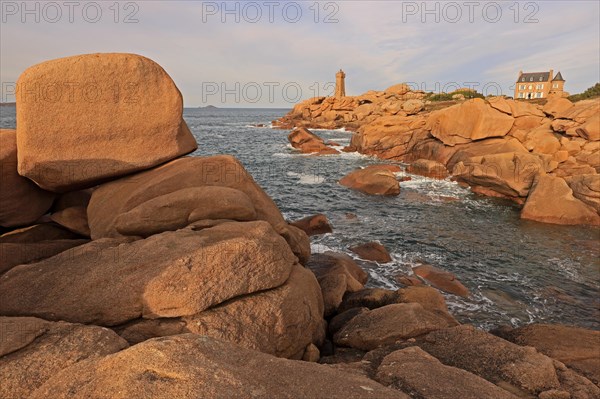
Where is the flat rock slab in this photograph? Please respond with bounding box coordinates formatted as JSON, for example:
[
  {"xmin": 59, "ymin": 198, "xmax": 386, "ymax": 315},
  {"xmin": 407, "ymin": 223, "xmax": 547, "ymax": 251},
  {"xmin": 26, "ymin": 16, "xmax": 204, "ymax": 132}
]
[
  {"xmin": 0, "ymin": 221, "xmax": 295, "ymax": 326},
  {"xmin": 334, "ymin": 303, "xmax": 452, "ymax": 350}
]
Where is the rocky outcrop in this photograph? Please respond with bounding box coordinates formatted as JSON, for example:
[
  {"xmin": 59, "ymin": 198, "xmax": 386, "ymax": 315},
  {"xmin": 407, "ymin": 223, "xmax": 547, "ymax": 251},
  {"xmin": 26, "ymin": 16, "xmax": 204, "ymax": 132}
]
[
  {"xmin": 427, "ymin": 99, "xmax": 514, "ymax": 146},
  {"xmin": 521, "ymin": 175, "xmax": 600, "ymax": 225},
  {"xmin": 290, "ymin": 213, "xmax": 333, "ymax": 236},
  {"xmin": 29, "ymin": 334, "xmax": 408, "ymax": 399},
  {"xmin": 565, "ymin": 174, "xmax": 600, "ymax": 212},
  {"xmin": 339, "ymin": 165, "xmax": 400, "ymax": 196},
  {"xmin": 279, "ymin": 91, "xmax": 600, "ymax": 226},
  {"xmin": 348, "ymin": 241, "xmax": 392, "ymax": 263},
  {"xmin": 16, "ymin": 53, "xmax": 197, "ymax": 192},
  {"xmin": 452, "ymin": 152, "xmax": 545, "ymax": 200},
  {"xmin": 0, "ymin": 316, "xmax": 128, "ymax": 398},
  {"xmin": 288, "ymin": 127, "xmax": 339, "ymax": 155},
  {"xmin": 406, "ymin": 159, "xmax": 449, "ymax": 179},
  {"xmin": 0, "ymin": 129, "xmax": 55, "ymax": 227}
]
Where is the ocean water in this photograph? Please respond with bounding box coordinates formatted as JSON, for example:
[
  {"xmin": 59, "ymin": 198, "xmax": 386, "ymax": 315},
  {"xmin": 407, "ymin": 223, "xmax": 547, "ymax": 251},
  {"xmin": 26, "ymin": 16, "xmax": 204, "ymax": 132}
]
[{"xmin": 2, "ymin": 106, "xmax": 599, "ymax": 330}]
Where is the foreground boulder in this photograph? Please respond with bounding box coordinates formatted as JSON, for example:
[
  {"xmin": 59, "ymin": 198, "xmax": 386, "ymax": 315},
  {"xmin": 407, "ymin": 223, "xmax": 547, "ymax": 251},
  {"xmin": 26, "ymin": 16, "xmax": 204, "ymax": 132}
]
[
  {"xmin": 16, "ymin": 53, "xmax": 197, "ymax": 192},
  {"xmin": 334, "ymin": 303, "xmax": 453, "ymax": 350},
  {"xmin": 521, "ymin": 175, "xmax": 600, "ymax": 225},
  {"xmin": 87, "ymin": 155, "xmax": 309, "ymax": 262},
  {"xmin": 493, "ymin": 324, "xmax": 600, "ymax": 386},
  {"xmin": 0, "ymin": 221, "xmax": 295, "ymax": 326},
  {"xmin": 29, "ymin": 334, "xmax": 408, "ymax": 399},
  {"xmin": 339, "ymin": 165, "xmax": 400, "ymax": 196},
  {"xmin": 375, "ymin": 346, "xmax": 518, "ymax": 399},
  {"xmin": 120, "ymin": 264, "xmax": 326, "ymax": 360},
  {"xmin": 306, "ymin": 252, "xmax": 368, "ymax": 316},
  {"xmin": 564, "ymin": 174, "xmax": 600, "ymax": 213},
  {"xmin": 0, "ymin": 316, "xmax": 128, "ymax": 398},
  {"xmin": 181, "ymin": 264, "xmax": 325, "ymax": 359},
  {"xmin": 0, "ymin": 129, "xmax": 55, "ymax": 227},
  {"xmin": 288, "ymin": 127, "xmax": 339, "ymax": 155}
]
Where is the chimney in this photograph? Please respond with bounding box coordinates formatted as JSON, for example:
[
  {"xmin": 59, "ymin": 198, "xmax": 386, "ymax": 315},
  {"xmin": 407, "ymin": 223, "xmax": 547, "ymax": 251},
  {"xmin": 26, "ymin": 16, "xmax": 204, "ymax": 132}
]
[{"xmin": 549, "ymin": 69, "xmax": 554, "ymax": 82}]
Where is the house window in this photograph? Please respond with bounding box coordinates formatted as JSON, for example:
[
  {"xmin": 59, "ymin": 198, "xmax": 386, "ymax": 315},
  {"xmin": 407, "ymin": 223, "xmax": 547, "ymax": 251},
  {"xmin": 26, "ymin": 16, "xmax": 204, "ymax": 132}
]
[
  {"xmin": 519, "ymin": 84, "xmax": 525, "ymax": 90},
  {"xmin": 519, "ymin": 92, "xmax": 524, "ymax": 98},
  {"xmin": 540, "ymin": 84, "xmax": 544, "ymax": 89},
  {"xmin": 539, "ymin": 77, "xmax": 543, "ymax": 81},
  {"xmin": 536, "ymin": 92, "xmax": 542, "ymax": 98},
  {"xmin": 529, "ymin": 77, "xmax": 533, "ymax": 81},
  {"xmin": 522, "ymin": 78, "xmax": 526, "ymax": 82},
  {"xmin": 553, "ymin": 83, "xmax": 559, "ymax": 88},
  {"xmin": 528, "ymin": 85, "xmax": 532, "ymax": 90}
]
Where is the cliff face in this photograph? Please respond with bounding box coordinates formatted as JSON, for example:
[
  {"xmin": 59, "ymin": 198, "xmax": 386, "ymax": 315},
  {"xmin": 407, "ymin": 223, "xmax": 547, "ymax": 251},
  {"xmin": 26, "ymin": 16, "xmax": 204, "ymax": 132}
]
[{"xmin": 278, "ymin": 88, "xmax": 600, "ymax": 226}]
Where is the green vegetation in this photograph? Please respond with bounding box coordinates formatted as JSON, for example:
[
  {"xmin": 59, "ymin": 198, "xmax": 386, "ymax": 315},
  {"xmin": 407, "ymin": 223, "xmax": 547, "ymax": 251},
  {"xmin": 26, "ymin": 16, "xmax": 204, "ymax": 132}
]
[
  {"xmin": 426, "ymin": 90, "xmax": 484, "ymax": 102},
  {"xmin": 568, "ymin": 83, "xmax": 600, "ymax": 102}
]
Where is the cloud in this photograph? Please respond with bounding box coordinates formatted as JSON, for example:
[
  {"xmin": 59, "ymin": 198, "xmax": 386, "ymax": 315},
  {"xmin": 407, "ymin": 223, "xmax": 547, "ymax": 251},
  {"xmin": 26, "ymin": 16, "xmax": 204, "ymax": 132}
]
[{"xmin": 1, "ymin": 0, "xmax": 598, "ymax": 107}]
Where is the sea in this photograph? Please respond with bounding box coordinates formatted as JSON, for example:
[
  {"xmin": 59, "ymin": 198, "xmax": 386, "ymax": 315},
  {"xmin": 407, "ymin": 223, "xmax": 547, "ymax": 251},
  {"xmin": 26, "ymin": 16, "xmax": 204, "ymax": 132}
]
[{"xmin": 2, "ymin": 106, "xmax": 599, "ymax": 330}]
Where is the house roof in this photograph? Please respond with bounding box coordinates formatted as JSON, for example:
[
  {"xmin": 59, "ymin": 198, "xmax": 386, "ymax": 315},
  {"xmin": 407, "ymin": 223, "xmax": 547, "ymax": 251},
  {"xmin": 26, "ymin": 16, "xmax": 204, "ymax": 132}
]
[
  {"xmin": 553, "ymin": 71, "xmax": 565, "ymax": 81},
  {"xmin": 518, "ymin": 72, "xmax": 550, "ymax": 82}
]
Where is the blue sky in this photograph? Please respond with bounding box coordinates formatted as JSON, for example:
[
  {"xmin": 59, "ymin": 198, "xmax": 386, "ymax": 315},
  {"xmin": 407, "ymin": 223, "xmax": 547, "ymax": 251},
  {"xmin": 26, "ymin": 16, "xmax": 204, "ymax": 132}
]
[{"xmin": 1, "ymin": 0, "xmax": 599, "ymax": 107}]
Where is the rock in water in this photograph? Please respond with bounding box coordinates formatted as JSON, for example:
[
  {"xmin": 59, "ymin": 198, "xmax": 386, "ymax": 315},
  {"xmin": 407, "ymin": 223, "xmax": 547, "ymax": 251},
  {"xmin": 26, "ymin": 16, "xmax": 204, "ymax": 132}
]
[
  {"xmin": 28, "ymin": 335, "xmax": 408, "ymax": 399},
  {"xmin": 339, "ymin": 165, "xmax": 400, "ymax": 196},
  {"xmin": 0, "ymin": 129, "xmax": 55, "ymax": 227},
  {"xmin": 16, "ymin": 53, "xmax": 198, "ymax": 192},
  {"xmin": 349, "ymin": 241, "xmax": 393, "ymax": 263},
  {"xmin": 290, "ymin": 213, "xmax": 333, "ymax": 236},
  {"xmin": 412, "ymin": 264, "xmax": 470, "ymax": 298}
]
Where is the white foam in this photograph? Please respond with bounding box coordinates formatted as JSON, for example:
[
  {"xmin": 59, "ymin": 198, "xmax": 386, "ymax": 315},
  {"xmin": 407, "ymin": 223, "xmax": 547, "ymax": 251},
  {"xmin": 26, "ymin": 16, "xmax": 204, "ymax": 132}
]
[{"xmin": 287, "ymin": 171, "xmax": 325, "ymax": 185}]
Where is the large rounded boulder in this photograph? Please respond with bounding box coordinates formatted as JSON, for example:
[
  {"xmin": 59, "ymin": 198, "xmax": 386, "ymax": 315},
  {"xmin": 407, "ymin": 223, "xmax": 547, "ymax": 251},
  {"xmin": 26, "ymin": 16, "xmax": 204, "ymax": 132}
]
[{"xmin": 16, "ymin": 53, "xmax": 198, "ymax": 192}]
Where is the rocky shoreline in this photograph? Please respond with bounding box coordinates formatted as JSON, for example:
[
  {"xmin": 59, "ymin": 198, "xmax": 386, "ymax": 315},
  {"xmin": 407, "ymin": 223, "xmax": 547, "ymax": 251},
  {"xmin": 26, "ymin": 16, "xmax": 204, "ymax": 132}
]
[
  {"xmin": 1, "ymin": 54, "xmax": 599, "ymax": 398},
  {"xmin": 276, "ymin": 85, "xmax": 600, "ymax": 226}
]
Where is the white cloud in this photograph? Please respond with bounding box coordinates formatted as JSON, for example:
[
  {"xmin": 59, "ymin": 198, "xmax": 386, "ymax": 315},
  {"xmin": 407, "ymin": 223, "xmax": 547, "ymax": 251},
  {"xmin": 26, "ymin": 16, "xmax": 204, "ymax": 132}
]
[{"xmin": 1, "ymin": 0, "xmax": 598, "ymax": 106}]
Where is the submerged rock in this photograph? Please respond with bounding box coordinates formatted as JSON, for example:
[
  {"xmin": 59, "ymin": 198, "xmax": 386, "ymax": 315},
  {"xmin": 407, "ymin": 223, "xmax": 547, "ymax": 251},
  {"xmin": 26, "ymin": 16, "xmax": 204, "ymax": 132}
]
[{"xmin": 412, "ymin": 264, "xmax": 470, "ymax": 298}]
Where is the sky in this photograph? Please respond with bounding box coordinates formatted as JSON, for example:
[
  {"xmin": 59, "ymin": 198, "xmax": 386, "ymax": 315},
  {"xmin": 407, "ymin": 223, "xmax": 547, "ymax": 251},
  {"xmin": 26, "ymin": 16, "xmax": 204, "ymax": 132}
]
[{"xmin": 1, "ymin": 0, "xmax": 599, "ymax": 107}]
